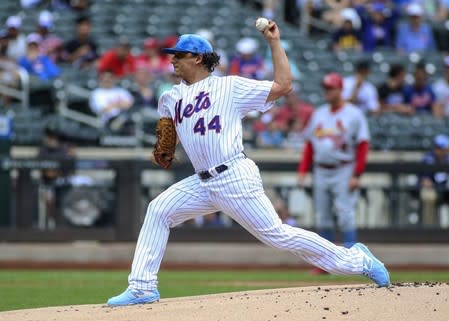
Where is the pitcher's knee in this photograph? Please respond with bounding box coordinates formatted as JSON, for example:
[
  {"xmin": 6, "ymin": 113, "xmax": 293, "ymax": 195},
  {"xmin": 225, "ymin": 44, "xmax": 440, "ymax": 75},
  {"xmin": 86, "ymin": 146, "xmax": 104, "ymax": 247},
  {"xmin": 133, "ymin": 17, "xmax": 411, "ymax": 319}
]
[
  {"xmin": 143, "ymin": 200, "xmax": 170, "ymax": 226},
  {"xmin": 257, "ymin": 227, "xmax": 296, "ymax": 250}
]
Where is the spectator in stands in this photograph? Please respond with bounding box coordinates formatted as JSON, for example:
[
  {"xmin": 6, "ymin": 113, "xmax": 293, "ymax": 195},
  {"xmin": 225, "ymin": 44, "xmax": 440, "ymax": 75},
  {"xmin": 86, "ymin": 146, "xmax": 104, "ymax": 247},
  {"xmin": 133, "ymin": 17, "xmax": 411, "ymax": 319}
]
[
  {"xmin": 229, "ymin": 37, "xmax": 265, "ymax": 80},
  {"xmin": 272, "ymin": 88, "xmax": 314, "ymax": 136},
  {"xmin": 377, "ymin": 63, "xmax": 413, "ymax": 114},
  {"xmin": 283, "ymin": 118, "xmax": 310, "ymax": 150},
  {"xmin": 129, "ymin": 65, "xmax": 159, "ymax": 136},
  {"xmin": 419, "ymin": 134, "xmax": 449, "ymax": 226},
  {"xmin": 195, "ymin": 29, "xmax": 229, "ymax": 77},
  {"xmin": 3, "ymin": 15, "xmax": 27, "ymax": 60},
  {"xmin": 161, "ymin": 34, "xmax": 178, "ymax": 51},
  {"xmin": 71, "ymin": 0, "xmax": 91, "ymax": 12},
  {"xmin": 279, "ymin": 0, "xmax": 327, "ymax": 34},
  {"xmin": 0, "ymin": 16, "xmax": 25, "ymax": 106},
  {"xmin": 0, "ymin": 31, "xmax": 8, "ymax": 58},
  {"xmin": 155, "ymin": 70, "xmax": 181, "ymax": 99},
  {"xmin": 63, "ymin": 15, "xmax": 98, "ymax": 70},
  {"xmin": 342, "ymin": 60, "xmax": 380, "ymax": 114},
  {"xmin": 97, "ymin": 36, "xmax": 136, "ymax": 78},
  {"xmin": 404, "ymin": 62, "xmax": 443, "ymax": 117},
  {"xmin": 256, "ymin": 120, "xmax": 284, "ymax": 148},
  {"xmin": 408, "ymin": 0, "xmax": 449, "ymax": 52},
  {"xmin": 395, "ymin": 3, "xmax": 436, "ymax": 54},
  {"xmin": 37, "ymin": 125, "xmax": 76, "ymax": 229},
  {"xmin": 262, "ymin": 0, "xmax": 278, "ymax": 19},
  {"xmin": 21, "ymin": 0, "xmax": 90, "ymax": 11},
  {"xmin": 331, "ymin": 8, "xmax": 363, "ymax": 53},
  {"xmin": 35, "ymin": 11, "xmax": 64, "ymax": 63},
  {"xmin": 52, "ymin": 0, "xmax": 91, "ymax": 11},
  {"xmin": 357, "ymin": 2, "xmax": 399, "ymax": 52},
  {"xmin": 17, "ymin": 33, "xmax": 61, "ymax": 81},
  {"xmin": 135, "ymin": 37, "xmax": 172, "ymax": 81},
  {"xmin": 283, "ymin": 0, "xmax": 300, "ymax": 26},
  {"xmin": 430, "ymin": 1, "xmax": 449, "ymax": 52},
  {"xmin": 322, "ymin": 0, "xmax": 351, "ymax": 28},
  {"xmin": 0, "ymin": 33, "xmax": 20, "ymax": 107},
  {"xmin": 20, "ymin": 0, "xmax": 44, "ymax": 9},
  {"xmin": 253, "ymin": 88, "xmax": 313, "ymax": 149},
  {"xmin": 155, "ymin": 35, "xmax": 180, "ymax": 96},
  {"xmin": 130, "ymin": 65, "xmax": 158, "ymax": 109},
  {"xmin": 89, "ymin": 69, "xmax": 134, "ymax": 134},
  {"xmin": 432, "ymin": 56, "xmax": 449, "ymax": 117}
]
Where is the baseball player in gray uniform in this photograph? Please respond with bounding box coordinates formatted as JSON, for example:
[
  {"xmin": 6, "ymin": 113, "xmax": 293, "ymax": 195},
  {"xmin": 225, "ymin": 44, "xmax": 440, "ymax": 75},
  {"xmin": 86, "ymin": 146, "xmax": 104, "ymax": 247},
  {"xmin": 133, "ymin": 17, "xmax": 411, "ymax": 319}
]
[
  {"xmin": 107, "ymin": 21, "xmax": 389, "ymax": 306},
  {"xmin": 298, "ymin": 72, "xmax": 370, "ymax": 250}
]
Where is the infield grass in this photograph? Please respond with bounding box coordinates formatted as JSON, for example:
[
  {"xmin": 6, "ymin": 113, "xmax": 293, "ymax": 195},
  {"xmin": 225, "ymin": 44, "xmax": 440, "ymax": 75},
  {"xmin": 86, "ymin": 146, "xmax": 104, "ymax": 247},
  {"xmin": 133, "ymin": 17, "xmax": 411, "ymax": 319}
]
[{"xmin": 0, "ymin": 269, "xmax": 448, "ymax": 312}]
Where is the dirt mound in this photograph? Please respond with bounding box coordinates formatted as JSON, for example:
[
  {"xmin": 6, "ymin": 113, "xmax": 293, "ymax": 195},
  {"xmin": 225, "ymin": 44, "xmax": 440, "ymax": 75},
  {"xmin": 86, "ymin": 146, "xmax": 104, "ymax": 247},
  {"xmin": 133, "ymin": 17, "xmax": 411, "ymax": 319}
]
[{"xmin": 1, "ymin": 283, "xmax": 448, "ymax": 321}]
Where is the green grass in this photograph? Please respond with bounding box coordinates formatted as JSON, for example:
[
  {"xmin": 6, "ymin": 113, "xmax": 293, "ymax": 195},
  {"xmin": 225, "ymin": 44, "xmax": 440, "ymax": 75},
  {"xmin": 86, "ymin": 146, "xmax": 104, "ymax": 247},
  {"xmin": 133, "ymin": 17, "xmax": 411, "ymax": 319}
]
[{"xmin": 0, "ymin": 269, "xmax": 448, "ymax": 312}]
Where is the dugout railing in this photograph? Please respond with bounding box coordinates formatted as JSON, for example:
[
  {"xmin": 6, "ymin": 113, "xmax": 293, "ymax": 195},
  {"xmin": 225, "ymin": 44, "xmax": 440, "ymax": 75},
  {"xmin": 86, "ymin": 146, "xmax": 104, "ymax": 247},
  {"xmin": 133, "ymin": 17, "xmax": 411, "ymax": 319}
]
[{"xmin": 0, "ymin": 158, "xmax": 448, "ymax": 243}]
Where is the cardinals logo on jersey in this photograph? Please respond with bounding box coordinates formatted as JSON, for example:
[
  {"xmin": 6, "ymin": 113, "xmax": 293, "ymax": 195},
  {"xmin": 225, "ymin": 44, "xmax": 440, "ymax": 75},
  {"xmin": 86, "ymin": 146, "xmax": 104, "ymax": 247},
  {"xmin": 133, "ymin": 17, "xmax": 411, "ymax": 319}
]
[{"xmin": 314, "ymin": 120, "xmax": 347, "ymax": 150}]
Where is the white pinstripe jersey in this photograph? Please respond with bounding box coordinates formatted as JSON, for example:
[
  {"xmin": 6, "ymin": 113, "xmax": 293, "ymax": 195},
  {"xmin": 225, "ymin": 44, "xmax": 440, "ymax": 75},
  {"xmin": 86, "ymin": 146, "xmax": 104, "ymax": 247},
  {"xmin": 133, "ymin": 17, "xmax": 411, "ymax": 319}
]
[
  {"xmin": 158, "ymin": 75, "xmax": 273, "ymax": 172},
  {"xmin": 303, "ymin": 102, "xmax": 370, "ymax": 165}
]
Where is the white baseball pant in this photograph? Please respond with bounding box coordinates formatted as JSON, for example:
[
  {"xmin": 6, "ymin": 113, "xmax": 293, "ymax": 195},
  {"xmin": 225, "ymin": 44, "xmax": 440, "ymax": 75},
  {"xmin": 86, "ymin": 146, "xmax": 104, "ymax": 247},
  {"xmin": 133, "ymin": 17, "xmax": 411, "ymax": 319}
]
[{"xmin": 128, "ymin": 156, "xmax": 365, "ymax": 290}]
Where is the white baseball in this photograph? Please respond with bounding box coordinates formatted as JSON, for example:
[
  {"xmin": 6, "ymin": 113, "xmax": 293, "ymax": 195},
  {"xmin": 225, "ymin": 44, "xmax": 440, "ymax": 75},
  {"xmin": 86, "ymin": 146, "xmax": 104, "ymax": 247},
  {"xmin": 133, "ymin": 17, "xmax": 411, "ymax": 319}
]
[{"xmin": 255, "ymin": 17, "xmax": 269, "ymax": 31}]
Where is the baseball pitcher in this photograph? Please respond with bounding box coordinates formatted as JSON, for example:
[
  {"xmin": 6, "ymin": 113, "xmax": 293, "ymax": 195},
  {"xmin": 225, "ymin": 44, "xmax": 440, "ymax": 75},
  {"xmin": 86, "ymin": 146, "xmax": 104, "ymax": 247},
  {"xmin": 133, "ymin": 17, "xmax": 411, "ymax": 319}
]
[{"xmin": 107, "ymin": 21, "xmax": 389, "ymax": 307}]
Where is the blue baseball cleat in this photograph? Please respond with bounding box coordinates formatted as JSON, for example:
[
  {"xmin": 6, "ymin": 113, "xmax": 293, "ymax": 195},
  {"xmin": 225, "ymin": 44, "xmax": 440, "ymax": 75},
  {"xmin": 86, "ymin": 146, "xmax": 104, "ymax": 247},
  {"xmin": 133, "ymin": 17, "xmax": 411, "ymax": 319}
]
[
  {"xmin": 107, "ymin": 288, "xmax": 160, "ymax": 306},
  {"xmin": 353, "ymin": 243, "xmax": 390, "ymax": 287}
]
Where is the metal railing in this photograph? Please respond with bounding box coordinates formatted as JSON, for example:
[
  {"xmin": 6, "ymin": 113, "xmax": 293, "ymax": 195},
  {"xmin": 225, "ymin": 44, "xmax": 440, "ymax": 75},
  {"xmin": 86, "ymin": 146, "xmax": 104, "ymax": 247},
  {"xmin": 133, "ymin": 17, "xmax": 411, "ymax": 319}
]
[
  {"xmin": 55, "ymin": 82, "xmax": 102, "ymax": 128},
  {"xmin": 0, "ymin": 67, "xmax": 29, "ymax": 109}
]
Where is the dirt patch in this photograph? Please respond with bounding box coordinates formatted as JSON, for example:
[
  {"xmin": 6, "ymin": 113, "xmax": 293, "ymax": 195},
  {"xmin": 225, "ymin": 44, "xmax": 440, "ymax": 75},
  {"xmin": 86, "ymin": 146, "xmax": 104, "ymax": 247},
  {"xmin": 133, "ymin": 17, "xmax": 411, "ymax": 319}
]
[
  {"xmin": 1, "ymin": 282, "xmax": 448, "ymax": 321},
  {"xmin": 194, "ymin": 280, "xmax": 364, "ymax": 287}
]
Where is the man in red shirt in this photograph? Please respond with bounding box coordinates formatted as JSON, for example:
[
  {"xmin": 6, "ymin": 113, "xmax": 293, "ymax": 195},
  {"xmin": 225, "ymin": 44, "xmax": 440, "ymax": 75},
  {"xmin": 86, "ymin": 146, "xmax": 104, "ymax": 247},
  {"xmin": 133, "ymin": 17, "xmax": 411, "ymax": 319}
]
[
  {"xmin": 135, "ymin": 37, "xmax": 172, "ymax": 81},
  {"xmin": 274, "ymin": 89, "xmax": 314, "ymax": 135},
  {"xmin": 97, "ymin": 36, "xmax": 136, "ymax": 78}
]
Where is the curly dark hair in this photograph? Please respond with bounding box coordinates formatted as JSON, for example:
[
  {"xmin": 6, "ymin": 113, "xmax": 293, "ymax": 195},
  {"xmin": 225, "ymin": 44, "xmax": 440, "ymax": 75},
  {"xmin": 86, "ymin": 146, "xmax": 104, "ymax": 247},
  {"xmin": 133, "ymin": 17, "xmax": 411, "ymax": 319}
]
[
  {"xmin": 388, "ymin": 63, "xmax": 405, "ymax": 78},
  {"xmin": 200, "ymin": 52, "xmax": 220, "ymax": 73}
]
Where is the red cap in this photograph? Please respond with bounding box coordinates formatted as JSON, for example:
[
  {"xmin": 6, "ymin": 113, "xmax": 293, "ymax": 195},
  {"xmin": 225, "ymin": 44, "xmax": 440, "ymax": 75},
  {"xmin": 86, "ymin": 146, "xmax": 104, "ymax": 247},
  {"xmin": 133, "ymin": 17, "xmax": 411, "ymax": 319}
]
[
  {"xmin": 162, "ymin": 35, "xmax": 178, "ymax": 48},
  {"xmin": 321, "ymin": 72, "xmax": 343, "ymax": 89},
  {"xmin": 144, "ymin": 37, "xmax": 159, "ymax": 49}
]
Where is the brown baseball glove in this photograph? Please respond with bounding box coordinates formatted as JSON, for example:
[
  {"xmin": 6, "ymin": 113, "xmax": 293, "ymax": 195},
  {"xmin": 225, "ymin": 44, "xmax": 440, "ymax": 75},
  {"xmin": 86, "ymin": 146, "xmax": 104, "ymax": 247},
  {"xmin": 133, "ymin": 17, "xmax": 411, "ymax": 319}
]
[{"xmin": 152, "ymin": 117, "xmax": 177, "ymax": 169}]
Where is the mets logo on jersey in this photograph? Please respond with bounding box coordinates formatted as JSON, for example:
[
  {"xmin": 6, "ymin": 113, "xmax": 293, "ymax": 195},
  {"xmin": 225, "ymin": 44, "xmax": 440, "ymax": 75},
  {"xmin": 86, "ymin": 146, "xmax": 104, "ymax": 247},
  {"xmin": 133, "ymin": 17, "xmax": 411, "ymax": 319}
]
[{"xmin": 174, "ymin": 91, "xmax": 211, "ymax": 126}]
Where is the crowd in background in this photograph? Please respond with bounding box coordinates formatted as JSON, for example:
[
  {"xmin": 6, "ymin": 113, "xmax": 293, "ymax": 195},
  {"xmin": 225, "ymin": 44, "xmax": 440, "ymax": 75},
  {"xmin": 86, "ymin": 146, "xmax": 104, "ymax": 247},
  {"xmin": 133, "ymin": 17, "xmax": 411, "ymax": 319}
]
[
  {"xmin": 249, "ymin": 0, "xmax": 449, "ymax": 52},
  {"xmin": 0, "ymin": 0, "xmax": 449, "ymax": 144},
  {"xmin": 0, "ymin": 0, "xmax": 448, "ymax": 151}
]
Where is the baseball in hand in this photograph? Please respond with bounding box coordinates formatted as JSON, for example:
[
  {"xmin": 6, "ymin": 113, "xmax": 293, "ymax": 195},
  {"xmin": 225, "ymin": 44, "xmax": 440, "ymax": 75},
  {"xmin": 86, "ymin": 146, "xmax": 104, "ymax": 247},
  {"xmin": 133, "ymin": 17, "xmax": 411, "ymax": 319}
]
[{"xmin": 255, "ymin": 17, "xmax": 269, "ymax": 31}]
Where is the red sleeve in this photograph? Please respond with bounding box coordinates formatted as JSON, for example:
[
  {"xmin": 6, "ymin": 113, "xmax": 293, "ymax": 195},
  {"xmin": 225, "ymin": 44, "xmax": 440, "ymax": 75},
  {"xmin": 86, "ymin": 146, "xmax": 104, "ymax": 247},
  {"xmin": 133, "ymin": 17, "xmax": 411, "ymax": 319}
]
[
  {"xmin": 354, "ymin": 140, "xmax": 369, "ymax": 176},
  {"xmin": 97, "ymin": 51, "xmax": 112, "ymax": 73},
  {"xmin": 229, "ymin": 58, "xmax": 239, "ymax": 75},
  {"xmin": 126, "ymin": 55, "xmax": 136, "ymax": 75},
  {"xmin": 298, "ymin": 141, "xmax": 313, "ymax": 174}
]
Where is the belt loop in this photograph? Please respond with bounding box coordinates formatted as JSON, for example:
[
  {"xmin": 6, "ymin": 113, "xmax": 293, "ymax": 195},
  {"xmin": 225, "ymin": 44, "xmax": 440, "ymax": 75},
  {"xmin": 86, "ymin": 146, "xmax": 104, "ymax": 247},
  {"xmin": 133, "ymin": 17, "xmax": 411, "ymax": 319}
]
[
  {"xmin": 198, "ymin": 164, "xmax": 229, "ymax": 180},
  {"xmin": 208, "ymin": 166, "xmax": 219, "ymax": 177}
]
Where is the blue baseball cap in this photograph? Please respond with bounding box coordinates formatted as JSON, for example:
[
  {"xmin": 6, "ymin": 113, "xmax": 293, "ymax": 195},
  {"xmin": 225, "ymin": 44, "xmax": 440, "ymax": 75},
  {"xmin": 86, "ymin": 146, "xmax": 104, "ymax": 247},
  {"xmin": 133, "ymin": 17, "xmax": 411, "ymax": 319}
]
[
  {"xmin": 434, "ymin": 134, "xmax": 449, "ymax": 149},
  {"xmin": 372, "ymin": 3, "xmax": 385, "ymax": 13},
  {"xmin": 162, "ymin": 34, "xmax": 213, "ymax": 55}
]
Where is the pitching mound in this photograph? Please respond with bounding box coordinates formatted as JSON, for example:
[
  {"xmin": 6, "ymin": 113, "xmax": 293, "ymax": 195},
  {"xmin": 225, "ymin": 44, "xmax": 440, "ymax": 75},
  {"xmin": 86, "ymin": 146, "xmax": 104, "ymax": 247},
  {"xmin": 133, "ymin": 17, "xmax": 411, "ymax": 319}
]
[{"xmin": 1, "ymin": 283, "xmax": 448, "ymax": 321}]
